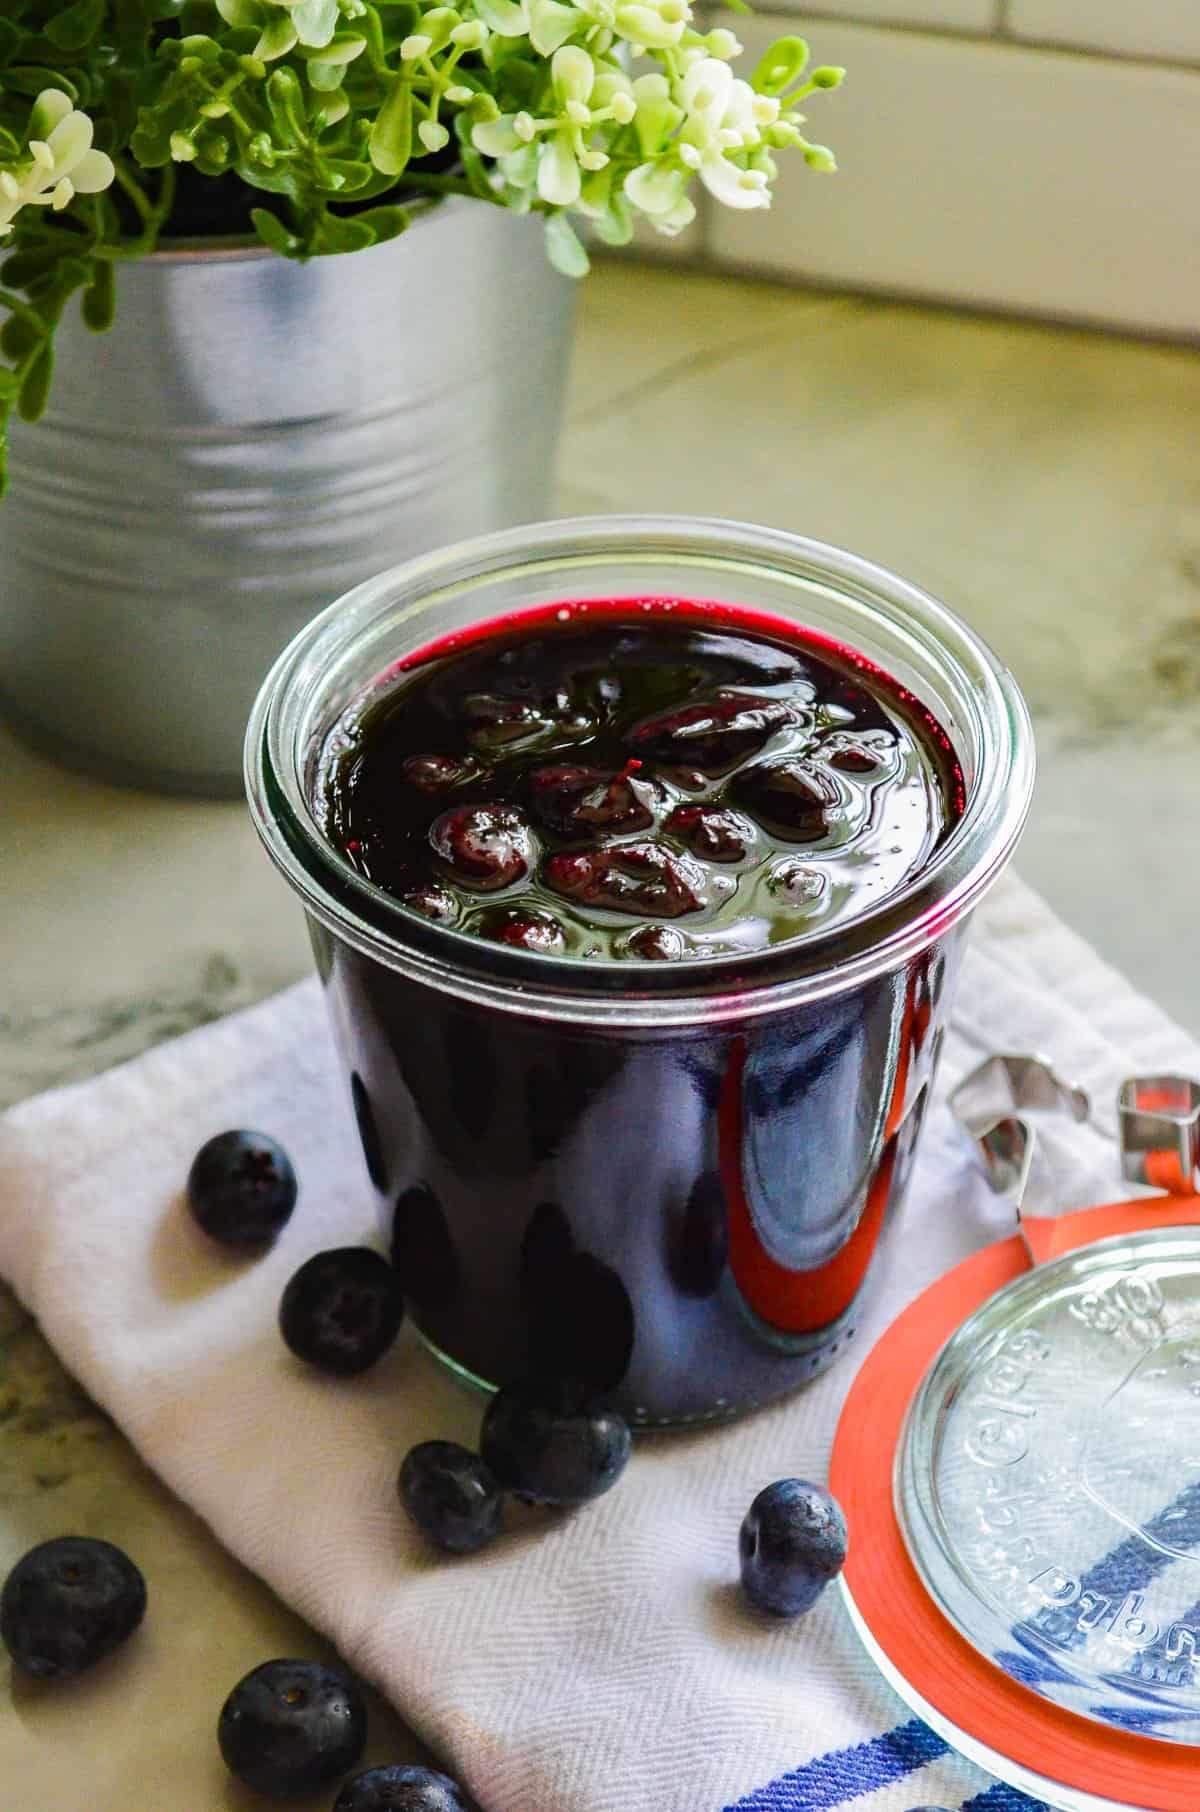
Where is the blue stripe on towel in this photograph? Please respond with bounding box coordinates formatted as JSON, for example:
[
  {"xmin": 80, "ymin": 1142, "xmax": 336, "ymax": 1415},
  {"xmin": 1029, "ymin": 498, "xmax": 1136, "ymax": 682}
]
[
  {"xmin": 962, "ymin": 1787, "xmax": 1049, "ymax": 1812},
  {"xmin": 724, "ymin": 1718, "xmax": 949, "ymax": 1809}
]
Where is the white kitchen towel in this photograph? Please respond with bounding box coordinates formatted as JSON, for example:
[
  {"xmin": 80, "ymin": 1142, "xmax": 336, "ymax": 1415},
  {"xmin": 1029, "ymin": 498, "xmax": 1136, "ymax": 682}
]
[{"xmin": 1, "ymin": 870, "xmax": 1197, "ymax": 1812}]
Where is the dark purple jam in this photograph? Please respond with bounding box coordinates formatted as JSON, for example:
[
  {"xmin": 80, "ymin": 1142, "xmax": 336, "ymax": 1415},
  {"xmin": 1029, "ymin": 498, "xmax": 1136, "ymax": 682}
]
[
  {"xmin": 318, "ymin": 600, "xmax": 960, "ymax": 961},
  {"xmin": 307, "ymin": 600, "xmax": 966, "ymax": 1423}
]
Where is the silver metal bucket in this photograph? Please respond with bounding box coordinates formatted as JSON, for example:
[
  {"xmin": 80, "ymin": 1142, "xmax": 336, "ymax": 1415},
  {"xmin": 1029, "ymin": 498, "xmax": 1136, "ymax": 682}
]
[{"xmin": 0, "ymin": 201, "xmax": 575, "ymax": 796}]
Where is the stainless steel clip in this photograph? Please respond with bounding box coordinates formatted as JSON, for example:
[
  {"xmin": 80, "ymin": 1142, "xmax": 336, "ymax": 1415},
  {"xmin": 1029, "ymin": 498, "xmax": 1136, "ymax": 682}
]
[
  {"xmin": 950, "ymin": 1053, "xmax": 1091, "ymax": 1258},
  {"xmin": 1118, "ymin": 1075, "xmax": 1200, "ymax": 1193}
]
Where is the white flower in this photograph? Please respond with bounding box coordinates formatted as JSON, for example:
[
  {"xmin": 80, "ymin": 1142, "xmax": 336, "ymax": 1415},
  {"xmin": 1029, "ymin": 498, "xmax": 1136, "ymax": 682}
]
[
  {"xmin": 0, "ymin": 92, "xmax": 115, "ymax": 239},
  {"xmin": 614, "ymin": 0, "xmax": 689, "ymax": 50},
  {"xmin": 677, "ymin": 57, "xmax": 771, "ymax": 209}
]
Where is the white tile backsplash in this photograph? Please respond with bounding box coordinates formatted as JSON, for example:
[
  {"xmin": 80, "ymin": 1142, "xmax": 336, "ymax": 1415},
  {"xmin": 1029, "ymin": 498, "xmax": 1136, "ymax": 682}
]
[
  {"xmin": 706, "ymin": 18, "xmax": 1200, "ymax": 338},
  {"xmin": 1007, "ymin": 0, "xmax": 1200, "ymax": 66},
  {"xmin": 749, "ymin": 0, "xmax": 998, "ymax": 29}
]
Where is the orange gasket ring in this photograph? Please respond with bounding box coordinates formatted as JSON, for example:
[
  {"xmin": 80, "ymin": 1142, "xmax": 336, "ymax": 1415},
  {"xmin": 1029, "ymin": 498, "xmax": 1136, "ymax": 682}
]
[{"xmin": 829, "ymin": 1199, "xmax": 1200, "ymax": 1812}]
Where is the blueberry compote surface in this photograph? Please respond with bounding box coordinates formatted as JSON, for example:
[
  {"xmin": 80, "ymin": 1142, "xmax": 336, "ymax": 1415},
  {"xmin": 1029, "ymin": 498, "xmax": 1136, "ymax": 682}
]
[{"xmin": 318, "ymin": 601, "xmax": 959, "ymax": 963}]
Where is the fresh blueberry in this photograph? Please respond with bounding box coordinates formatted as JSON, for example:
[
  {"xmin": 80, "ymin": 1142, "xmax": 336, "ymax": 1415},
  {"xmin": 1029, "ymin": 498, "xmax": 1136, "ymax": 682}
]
[
  {"xmin": 187, "ymin": 1129, "xmax": 297, "ymax": 1248},
  {"xmin": 429, "ymin": 804, "xmax": 536, "ymax": 891},
  {"xmin": 544, "ymin": 842, "xmax": 705, "ymax": 918},
  {"xmin": 480, "ymin": 1379, "xmax": 631, "ymax": 1507},
  {"xmin": 398, "ymin": 1442, "xmax": 503, "ymax": 1554},
  {"xmin": 739, "ymin": 1479, "xmax": 848, "ymax": 1617},
  {"xmin": 218, "ymin": 1658, "xmax": 367, "ymax": 1798},
  {"xmin": 0, "ymin": 1536, "xmax": 147, "ymax": 1680},
  {"xmin": 334, "ymin": 1765, "xmax": 474, "ymax": 1810},
  {"xmin": 279, "ymin": 1248, "xmax": 403, "ymax": 1377}
]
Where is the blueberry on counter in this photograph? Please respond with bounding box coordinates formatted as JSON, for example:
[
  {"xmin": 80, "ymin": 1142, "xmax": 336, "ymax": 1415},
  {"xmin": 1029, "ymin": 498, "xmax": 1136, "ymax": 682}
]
[
  {"xmin": 0, "ymin": 1536, "xmax": 147, "ymax": 1680},
  {"xmin": 334, "ymin": 1763, "xmax": 474, "ymax": 1809},
  {"xmin": 218, "ymin": 1658, "xmax": 367, "ymax": 1798},
  {"xmin": 399, "ymin": 1442, "xmax": 503, "ymax": 1554},
  {"xmin": 480, "ymin": 1378, "xmax": 631, "ymax": 1507},
  {"xmin": 279, "ymin": 1248, "xmax": 404, "ymax": 1377},
  {"xmin": 187, "ymin": 1129, "xmax": 297, "ymax": 1247},
  {"xmin": 739, "ymin": 1479, "xmax": 848, "ymax": 1617}
]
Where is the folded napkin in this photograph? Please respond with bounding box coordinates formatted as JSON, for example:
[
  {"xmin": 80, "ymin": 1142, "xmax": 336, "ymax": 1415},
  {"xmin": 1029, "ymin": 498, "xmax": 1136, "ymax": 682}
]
[{"xmin": 2, "ymin": 871, "xmax": 1197, "ymax": 1812}]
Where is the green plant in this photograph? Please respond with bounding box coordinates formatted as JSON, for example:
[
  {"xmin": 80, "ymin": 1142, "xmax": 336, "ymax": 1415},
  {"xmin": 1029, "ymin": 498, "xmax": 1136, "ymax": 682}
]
[{"xmin": 0, "ymin": 1, "xmax": 844, "ymax": 490}]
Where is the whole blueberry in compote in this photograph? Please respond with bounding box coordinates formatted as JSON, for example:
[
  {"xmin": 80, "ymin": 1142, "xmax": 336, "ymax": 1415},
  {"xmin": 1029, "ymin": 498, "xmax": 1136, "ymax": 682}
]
[
  {"xmin": 400, "ymin": 882, "xmax": 459, "ymax": 925},
  {"xmin": 430, "ymin": 804, "xmax": 536, "ymax": 891},
  {"xmin": 665, "ymin": 803, "xmax": 755, "ymax": 862},
  {"xmin": 279, "ymin": 1248, "xmax": 403, "ymax": 1376},
  {"xmin": 398, "ymin": 1442, "xmax": 503, "ymax": 1554},
  {"xmin": 0, "ymin": 1536, "xmax": 146, "ymax": 1679},
  {"xmin": 479, "ymin": 907, "xmax": 566, "ymax": 953},
  {"xmin": 187, "ymin": 1129, "xmax": 297, "ymax": 1248},
  {"xmin": 628, "ymin": 690, "xmax": 794, "ymax": 772},
  {"xmin": 739, "ymin": 1479, "xmax": 848, "ymax": 1617},
  {"xmin": 480, "ymin": 1378, "xmax": 631, "ymax": 1506},
  {"xmin": 529, "ymin": 763, "xmax": 659, "ymax": 837},
  {"xmin": 819, "ymin": 730, "xmax": 894, "ymax": 774},
  {"xmin": 334, "ymin": 1764, "xmax": 473, "ymax": 1810},
  {"xmin": 218, "ymin": 1658, "xmax": 367, "ymax": 1798},
  {"xmin": 401, "ymin": 753, "xmax": 467, "ymax": 791},
  {"xmin": 545, "ymin": 843, "xmax": 705, "ymax": 918},
  {"xmin": 625, "ymin": 925, "xmax": 687, "ymax": 960},
  {"xmin": 733, "ymin": 758, "xmax": 842, "ymax": 843}
]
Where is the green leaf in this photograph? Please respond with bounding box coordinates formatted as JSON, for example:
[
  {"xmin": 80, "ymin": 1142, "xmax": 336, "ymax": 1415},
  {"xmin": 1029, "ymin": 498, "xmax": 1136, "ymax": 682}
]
[
  {"xmin": 18, "ymin": 343, "xmax": 54, "ymax": 424},
  {"xmin": 81, "ymin": 261, "xmax": 116, "ymax": 333},
  {"xmin": 44, "ymin": 0, "xmax": 106, "ymax": 51},
  {"xmin": 313, "ymin": 210, "xmax": 376, "ymax": 253},
  {"xmin": 0, "ymin": 314, "xmax": 41, "ymax": 364},
  {"xmin": 351, "ymin": 202, "xmax": 411, "ymax": 245},
  {"xmin": 1, "ymin": 248, "xmax": 62, "ymax": 291},
  {"xmin": 753, "ymin": 35, "xmax": 810, "ymax": 96},
  {"xmin": 369, "ymin": 74, "xmax": 412, "ymax": 176},
  {"xmin": 544, "ymin": 211, "xmax": 589, "ymax": 277},
  {"xmin": 215, "ymin": 0, "xmax": 264, "ymax": 26},
  {"xmin": 250, "ymin": 204, "xmax": 303, "ymax": 255},
  {"xmin": 254, "ymin": 12, "xmax": 299, "ymax": 58},
  {"xmin": 266, "ymin": 66, "xmax": 309, "ymax": 144},
  {"xmin": 0, "ymin": 369, "xmax": 20, "ymax": 401},
  {"xmin": 3, "ymin": 66, "xmax": 81, "ymax": 101}
]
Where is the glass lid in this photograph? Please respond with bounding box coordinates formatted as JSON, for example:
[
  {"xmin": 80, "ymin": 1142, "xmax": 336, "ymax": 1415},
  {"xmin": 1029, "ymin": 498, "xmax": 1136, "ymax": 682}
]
[{"xmin": 897, "ymin": 1224, "xmax": 1200, "ymax": 1747}]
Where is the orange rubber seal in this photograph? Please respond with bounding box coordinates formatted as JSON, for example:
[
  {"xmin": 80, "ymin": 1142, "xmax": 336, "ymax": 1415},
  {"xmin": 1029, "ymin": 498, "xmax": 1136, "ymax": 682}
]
[{"xmin": 830, "ymin": 1197, "xmax": 1200, "ymax": 1811}]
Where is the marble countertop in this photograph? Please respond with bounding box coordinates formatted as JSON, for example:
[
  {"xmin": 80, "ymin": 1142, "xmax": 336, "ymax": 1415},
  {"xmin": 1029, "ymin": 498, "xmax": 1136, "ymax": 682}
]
[{"xmin": 3, "ymin": 261, "xmax": 1199, "ymax": 1807}]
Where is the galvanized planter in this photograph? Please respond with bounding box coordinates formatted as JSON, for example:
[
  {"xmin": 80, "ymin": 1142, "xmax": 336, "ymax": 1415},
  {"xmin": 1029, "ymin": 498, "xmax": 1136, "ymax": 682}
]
[{"xmin": 0, "ymin": 200, "xmax": 575, "ymax": 797}]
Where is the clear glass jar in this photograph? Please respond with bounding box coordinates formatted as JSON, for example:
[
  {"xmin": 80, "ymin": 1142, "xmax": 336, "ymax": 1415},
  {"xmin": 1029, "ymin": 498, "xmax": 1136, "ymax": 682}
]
[{"xmin": 246, "ymin": 516, "xmax": 1034, "ymax": 1425}]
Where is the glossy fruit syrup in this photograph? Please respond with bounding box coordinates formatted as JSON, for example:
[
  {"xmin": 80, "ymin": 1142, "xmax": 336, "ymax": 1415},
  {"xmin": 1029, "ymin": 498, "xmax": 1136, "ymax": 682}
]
[
  {"xmin": 310, "ymin": 600, "xmax": 965, "ymax": 1424},
  {"xmin": 317, "ymin": 599, "xmax": 961, "ymax": 964}
]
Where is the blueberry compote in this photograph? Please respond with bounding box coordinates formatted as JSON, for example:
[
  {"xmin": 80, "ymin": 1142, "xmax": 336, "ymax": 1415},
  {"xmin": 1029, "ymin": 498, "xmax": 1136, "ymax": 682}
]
[
  {"xmin": 310, "ymin": 600, "xmax": 965, "ymax": 1425},
  {"xmin": 319, "ymin": 602, "xmax": 958, "ymax": 963}
]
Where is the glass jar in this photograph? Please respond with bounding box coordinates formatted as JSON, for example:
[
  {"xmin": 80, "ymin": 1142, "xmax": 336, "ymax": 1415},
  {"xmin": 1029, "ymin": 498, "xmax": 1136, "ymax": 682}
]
[{"xmin": 245, "ymin": 516, "xmax": 1034, "ymax": 1425}]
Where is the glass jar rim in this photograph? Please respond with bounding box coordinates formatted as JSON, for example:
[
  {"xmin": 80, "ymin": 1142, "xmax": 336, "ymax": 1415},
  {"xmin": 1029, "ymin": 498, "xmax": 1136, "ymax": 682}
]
[{"xmin": 245, "ymin": 515, "xmax": 1035, "ymax": 1029}]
